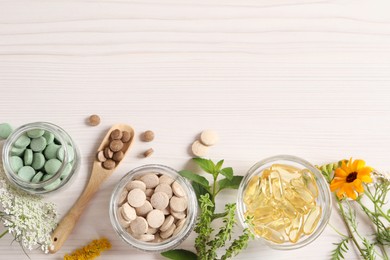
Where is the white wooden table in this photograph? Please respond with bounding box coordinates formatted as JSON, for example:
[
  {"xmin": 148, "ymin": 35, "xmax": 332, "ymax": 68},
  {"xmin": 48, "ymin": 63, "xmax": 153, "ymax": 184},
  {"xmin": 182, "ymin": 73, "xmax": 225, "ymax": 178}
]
[{"xmin": 1, "ymin": 0, "xmax": 390, "ymax": 259}]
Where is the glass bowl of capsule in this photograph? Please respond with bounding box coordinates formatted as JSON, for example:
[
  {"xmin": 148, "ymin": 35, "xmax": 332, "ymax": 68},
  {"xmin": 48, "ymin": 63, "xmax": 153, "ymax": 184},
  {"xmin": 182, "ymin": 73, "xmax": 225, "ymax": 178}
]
[{"xmin": 237, "ymin": 155, "xmax": 332, "ymax": 250}]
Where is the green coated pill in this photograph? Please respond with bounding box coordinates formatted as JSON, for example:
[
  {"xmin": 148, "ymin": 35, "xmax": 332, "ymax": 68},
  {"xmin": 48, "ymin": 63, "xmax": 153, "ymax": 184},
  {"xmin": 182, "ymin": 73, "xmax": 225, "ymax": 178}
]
[
  {"xmin": 30, "ymin": 136, "xmax": 47, "ymax": 152},
  {"xmin": 44, "ymin": 159, "xmax": 62, "ymax": 175},
  {"xmin": 10, "ymin": 156, "xmax": 23, "ymax": 172},
  {"xmin": 23, "ymin": 149, "xmax": 33, "ymax": 166},
  {"xmin": 57, "ymin": 145, "xmax": 75, "ymax": 162},
  {"xmin": 18, "ymin": 166, "xmax": 35, "ymax": 182},
  {"xmin": 32, "ymin": 153, "xmax": 45, "ymax": 170},
  {"xmin": 44, "ymin": 144, "xmax": 60, "ymax": 160},
  {"xmin": 11, "ymin": 146, "xmax": 25, "ymax": 156},
  {"xmin": 27, "ymin": 129, "xmax": 45, "ymax": 138},
  {"xmin": 42, "ymin": 175, "xmax": 61, "ymax": 191},
  {"xmin": 0, "ymin": 123, "xmax": 12, "ymax": 139},
  {"xmin": 14, "ymin": 134, "xmax": 31, "ymax": 148},
  {"xmin": 60, "ymin": 163, "xmax": 73, "ymax": 179},
  {"xmin": 31, "ymin": 171, "xmax": 44, "ymax": 183},
  {"xmin": 42, "ymin": 131, "xmax": 55, "ymax": 145}
]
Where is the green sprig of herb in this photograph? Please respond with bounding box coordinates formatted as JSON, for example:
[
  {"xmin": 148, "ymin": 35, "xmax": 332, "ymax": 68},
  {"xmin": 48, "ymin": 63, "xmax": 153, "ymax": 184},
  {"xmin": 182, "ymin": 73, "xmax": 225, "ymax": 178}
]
[
  {"xmin": 162, "ymin": 158, "xmax": 252, "ymax": 260},
  {"xmin": 331, "ymin": 238, "xmax": 350, "ymax": 260}
]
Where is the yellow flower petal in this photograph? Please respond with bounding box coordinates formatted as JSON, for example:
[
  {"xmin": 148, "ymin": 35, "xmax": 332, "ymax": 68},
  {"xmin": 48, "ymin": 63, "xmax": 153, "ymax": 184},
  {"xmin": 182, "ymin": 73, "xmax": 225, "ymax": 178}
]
[
  {"xmin": 330, "ymin": 178, "xmax": 345, "ymax": 191},
  {"xmin": 335, "ymin": 168, "xmax": 348, "ymax": 177},
  {"xmin": 353, "ymin": 179, "xmax": 364, "ymax": 193},
  {"xmin": 336, "ymin": 189, "xmax": 345, "ymax": 199},
  {"xmin": 352, "ymin": 159, "xmax": 365, "ymax": 172},
  {"xmin": 344, "ymin": 183, "xmax": 357, "ymax": 200},
  {"xmin": 357, "ymin": 166, "xmax": 372, "ymax": 177},
  {"xmin": 360, "ymin": 174, "xmax": 372, "ymax": 183}
]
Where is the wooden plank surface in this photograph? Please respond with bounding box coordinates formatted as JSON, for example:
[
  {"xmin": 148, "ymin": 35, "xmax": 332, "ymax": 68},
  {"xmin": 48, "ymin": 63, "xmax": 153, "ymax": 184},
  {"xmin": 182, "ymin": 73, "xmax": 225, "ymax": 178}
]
[{"xmin": 1, "ymin": 0, "xmax": 390, "ymax": 259}]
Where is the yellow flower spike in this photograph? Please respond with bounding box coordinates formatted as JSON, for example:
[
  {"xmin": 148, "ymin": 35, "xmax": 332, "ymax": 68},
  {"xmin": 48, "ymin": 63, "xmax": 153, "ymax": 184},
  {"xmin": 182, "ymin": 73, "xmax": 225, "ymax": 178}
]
[
  {"xmin": 64, "ymin": 238, "xmax": 111, "ymax": 260},
  {"xmin": 330, "ymin": 158, "xmax": 373, "ymax": 200}
]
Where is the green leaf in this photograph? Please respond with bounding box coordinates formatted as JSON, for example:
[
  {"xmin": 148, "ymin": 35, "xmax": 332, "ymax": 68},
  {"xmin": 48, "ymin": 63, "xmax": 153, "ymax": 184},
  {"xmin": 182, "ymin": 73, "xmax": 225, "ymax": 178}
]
[
  {"xmin": 192, "ymin": 182, "xmax": 213, "ymax": 202},
  {"xmin": 217, "ymin": 176, "xmax": 244, "ymax": 192},
  {"xmin": 179, "ymin": 170, "xmax": 210, "ymax": 189},
  {"xmin": 161, "ymin": 249, "xmax": 198, "ymax": 260},
  {"xmin": 193, "ymin": 158, "xmax": 215, "ymax": 174},
  {"xmin": 220, "ymin": 167, "xmax": 233, "ymax": 180},
  {"xmin": 215, "ymin": 159, "xmax": 224, "ymax": 172}
]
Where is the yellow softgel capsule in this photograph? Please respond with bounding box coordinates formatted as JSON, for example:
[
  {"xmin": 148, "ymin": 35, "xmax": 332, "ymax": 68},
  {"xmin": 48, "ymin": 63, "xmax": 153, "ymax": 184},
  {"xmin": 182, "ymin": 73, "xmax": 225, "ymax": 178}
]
[
  {"xmin": 301, "ymin": 169, "xmax": 319, "ymax": 198},
  {"xmin": 303, "ymin": 206, "xmax": 322, "ymax": 235},
  {"xmin": 287, "ymin": 214, "xmax": 304, "ymax": 243}
]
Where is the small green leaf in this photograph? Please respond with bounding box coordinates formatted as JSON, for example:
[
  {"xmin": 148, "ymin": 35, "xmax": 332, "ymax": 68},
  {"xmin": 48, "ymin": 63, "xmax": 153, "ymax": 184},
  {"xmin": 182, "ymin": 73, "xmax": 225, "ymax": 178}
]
[
  {"xmin": 220, "ymin": 167, "xmax": 233, "ymax": 180},
  {"xmin": 217, "ymin": 176, "xmax": 244, "ymax": 192},
  {"xmin": 161, "ymin": 249, "xmax": 198, "ymax": 260},
  {"xmin": 179, "ymin": 170, "xmax": 210, "ymax": 189},
  {"xmin": 193, "ymin": 158, "xmax": 215, "ymax": 174},
  {"xmin": 215, "ymin": 159, "xmax": 224, "ymax": 172},
  {"xmin": 192, "ymin": 182, "xmax": 213, "ymax": 202}
]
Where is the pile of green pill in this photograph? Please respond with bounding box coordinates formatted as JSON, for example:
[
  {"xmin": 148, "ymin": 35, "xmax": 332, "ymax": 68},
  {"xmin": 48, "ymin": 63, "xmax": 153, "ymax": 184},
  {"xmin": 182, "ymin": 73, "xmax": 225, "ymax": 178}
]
[{"xmin": 8, "ymin": 128, "xmax": 75, "ymax": 191}]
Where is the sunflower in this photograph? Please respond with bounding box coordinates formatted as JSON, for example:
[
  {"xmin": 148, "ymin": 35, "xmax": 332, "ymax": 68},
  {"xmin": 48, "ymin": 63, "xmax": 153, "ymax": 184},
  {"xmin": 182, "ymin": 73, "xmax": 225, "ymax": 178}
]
[{"xmin": 330, "ymin": 159, "xmax": 373, "ymax": 200}]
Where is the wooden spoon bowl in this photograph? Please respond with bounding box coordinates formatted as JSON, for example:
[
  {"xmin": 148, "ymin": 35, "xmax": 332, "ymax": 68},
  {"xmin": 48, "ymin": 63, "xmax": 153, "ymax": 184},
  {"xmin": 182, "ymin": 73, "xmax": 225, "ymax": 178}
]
[{"xmin": 50, "ymin": 124, "xmax": 135, "ymax": 253}]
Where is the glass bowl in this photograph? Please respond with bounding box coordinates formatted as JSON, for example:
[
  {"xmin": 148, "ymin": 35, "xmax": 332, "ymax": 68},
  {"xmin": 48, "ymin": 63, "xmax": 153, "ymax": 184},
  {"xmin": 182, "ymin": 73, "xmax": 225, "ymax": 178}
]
[
  {"xmin": 109, "ymin": 164, "xmax": 198, "ymax": 252},
  {"xmin": 237, "ymin": 155, "xmax": 332, "ymax": 250},
  {"xmin": 2, "ymin": 122, "xmax": 80, "ymax": 194}
]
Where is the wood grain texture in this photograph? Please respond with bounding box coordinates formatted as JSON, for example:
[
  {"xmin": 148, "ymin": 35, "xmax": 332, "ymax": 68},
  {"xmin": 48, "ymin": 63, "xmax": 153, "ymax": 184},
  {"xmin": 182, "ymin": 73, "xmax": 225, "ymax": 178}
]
[{"xmin": 0, "ymin": 0, "xmax": 390, "ymax": 259}]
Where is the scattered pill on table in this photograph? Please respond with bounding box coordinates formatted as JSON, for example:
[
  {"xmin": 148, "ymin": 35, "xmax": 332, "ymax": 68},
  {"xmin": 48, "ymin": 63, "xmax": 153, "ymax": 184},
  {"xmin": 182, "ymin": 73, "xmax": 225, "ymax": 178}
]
[
  {"xmin": 88, "ymin": 114, "xmax": 101, "ymax": 126},
  {"xmin": 143, "ymin": 148, "xmax": 154, "ymax": 158},
  {"xmin": 200, "ymin": 129, "xmax": 219, "ymax": 146},
  {"xmin": 0, "ymin": 123, "xmax": 13, "ymax": 139},
  {"xmin": 191, "ymin": 140, "xmax": 209, "ymax": 157}
]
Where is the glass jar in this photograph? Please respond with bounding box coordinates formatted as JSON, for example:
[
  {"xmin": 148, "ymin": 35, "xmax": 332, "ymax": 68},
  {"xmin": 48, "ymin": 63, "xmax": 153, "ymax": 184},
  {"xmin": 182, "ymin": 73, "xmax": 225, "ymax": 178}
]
[
  {"xmin": 237, "ymin": 155, "xmax": 332, "ymax": 250},
  {"xmin": 2, "ymin": 122, "xmax": 80, "ymax": 194},
  {"xmin": 109, "ymin": 164, "xmax": 198, "ymax": 252}
]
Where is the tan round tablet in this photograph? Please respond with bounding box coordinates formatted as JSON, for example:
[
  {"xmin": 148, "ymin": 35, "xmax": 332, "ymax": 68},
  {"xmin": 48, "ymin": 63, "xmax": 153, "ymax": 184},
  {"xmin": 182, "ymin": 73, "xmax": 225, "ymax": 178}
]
[
  {"xmin": 172, "ymin": 222, "xmax": 185, "ymax": 236},
  {"xmin": 126, "ymin": 180, "xmax": 146, "ymax": 192},
  {"xmin": 121, "ymin": 131, "xmax": 132, "ymax": 143},
  {"xmin": 103, "ymin": 159, "xmax": 116, "ymax": 170},
  {"xmin": 150, "ymin": 192, "xmax": 170, "ymax": 210},
  {"xmin": 162, "ymin": 206, "xmax": 170, "ymax": 215},
  {"xmin": 110, "ymin": 140, "xmax": 124, "ymax": 152},
  {"xmin": 200, "ymin": 129, "xmax": 219, "ymax": 146},
  {"xmin": 130, "ymin": 217, "xmax": 148, "ymax": 235},
  {"xmin": 117, "ymin": 208, "xmax": 131, "ymax": 228},
  {"xmin": 140, "ymin": 173, "xmax": 160, "ymax": 188},
  {"xmin": 159, "ymin": 174, "xmax": 175, "ymax": 185},
  {"xmin": 127, "ymin": 188, "xmax": 146, "ymax": 208},
  {"xmin": 171, "ymin": 210, "xmax": 186, "ymax": 220},
  {"xmin": 138, "ymin": 234, "xmax": 155, "ymax": 242},
  {"xmin": 145, "ymin": 188, "xmax": 154, "ymax": 197},
  {"xmin": 135, "ymin": 201, "xmax": 153, "ymax": 216},
  {"xmin": 172, "ymin": 181, "xmax": 186, "ymax": 197},
  {"xmin": 160, "ymin": 223, "xmax": 176, "ymax": 239},
  {"xmin": 155, "ymin": 183, "xmax": 173, "ymax": 198},
  {"xmin": 118, "ymin": 188, "xmax": 128, "ymax": 206},
  {"xmin": 170, "ymin": 196, "xmax": 188, "ymax": 212},
  {"xmin": 104, "ymin": 147, "xmax": 113, "ymax": 159},
  {"xmin": 160, "ymin": 215, "xmax": 175, "ymax": 232},
  {"xmin": 146, "ymin": 209, "xmax": 165, "ymax": 228},
  {"xmin": 152, "ymin": 233, "xmax": 163, "ymax": 243},
  {"xmin": 147, "ymin": 227, "xmax": 158, "ymax": 235},
  {"xmin": 110, "ymin": 129, "xmax": 123, "ymax": 140},
  {"xmin": 191, "ymin": 140, "xmax": 209, "ymax": 157},
  {"xmin": 176, "ymin": 218, "xmax": 187, "ymax": 228},
  {"xmin": 121, "ymin": 203, "xmax": 137, "ymax": 221}
]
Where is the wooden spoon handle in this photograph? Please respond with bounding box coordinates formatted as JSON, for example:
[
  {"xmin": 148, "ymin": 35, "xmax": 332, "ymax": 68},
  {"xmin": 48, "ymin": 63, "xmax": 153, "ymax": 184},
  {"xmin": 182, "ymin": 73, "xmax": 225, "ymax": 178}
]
[{"xmin": 49, "ymin": 179, "xmax": 102, "ymax": 253}]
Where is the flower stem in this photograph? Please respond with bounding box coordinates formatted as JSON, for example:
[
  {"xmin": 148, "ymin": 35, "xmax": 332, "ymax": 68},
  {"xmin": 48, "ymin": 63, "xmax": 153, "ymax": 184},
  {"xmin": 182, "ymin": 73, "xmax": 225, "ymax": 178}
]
[
  {"xmin": 328, "ymin": 223, "xmax": 348, "ymax": 238},
  {"xmin": 0, "ymin": 229, "xmax": 8, "ymax": 239},
  {"xmin": 337, "ymin": 199, "xmax": 366, "ymax": 258}
]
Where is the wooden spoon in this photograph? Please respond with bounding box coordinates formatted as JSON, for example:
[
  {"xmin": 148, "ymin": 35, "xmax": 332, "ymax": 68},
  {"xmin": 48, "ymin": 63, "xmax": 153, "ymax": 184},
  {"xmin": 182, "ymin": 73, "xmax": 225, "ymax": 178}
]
[{"xmin": 49, "ymin": 124, "xmax": 135, "ymax": 253}]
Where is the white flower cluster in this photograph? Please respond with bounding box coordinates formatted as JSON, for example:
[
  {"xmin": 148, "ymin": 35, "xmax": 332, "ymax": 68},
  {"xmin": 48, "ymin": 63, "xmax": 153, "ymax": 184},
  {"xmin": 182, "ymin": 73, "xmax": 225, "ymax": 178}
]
[{"xmin": 0, "ymin": 163, "xmax": 58, "ymax": 253}]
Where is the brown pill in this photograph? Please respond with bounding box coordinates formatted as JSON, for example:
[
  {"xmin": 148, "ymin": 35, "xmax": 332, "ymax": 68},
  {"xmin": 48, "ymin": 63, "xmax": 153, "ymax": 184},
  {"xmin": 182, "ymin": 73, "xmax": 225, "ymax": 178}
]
[
  {"xmin": 113, "ymin": 151, "xmax": 124, "ymax": 162},
  {"xmin": 104, "ymin": 147, "xmax": 113, "ymax": 159},
  {"xmin": 103, "ymin": 159, "xmax": 116, "ymax": 170},
  {"xmin": 110, "ymin": 140, "xmax": 124, "ymax": 152},
  {"xmin": 141, "ymin": 130, "xmax": 155, "ymax": 142},
  {"xmin": 97, "ymin": 150, "xmax": 106, "ymax": 162},
  {"xmin": 110, "ymin": 129, "xmax": 123, "ymax": 140},
  {"xmin": 121, "ymin": 131, "xmax": 131, "ymax": 143},
  {"xmin": 143, "ymin": 148, "xmax": 154, "ymax": 158},
  {"xmin": 88, "ymin": 114, "xmax": 100, "ymax": 126}
]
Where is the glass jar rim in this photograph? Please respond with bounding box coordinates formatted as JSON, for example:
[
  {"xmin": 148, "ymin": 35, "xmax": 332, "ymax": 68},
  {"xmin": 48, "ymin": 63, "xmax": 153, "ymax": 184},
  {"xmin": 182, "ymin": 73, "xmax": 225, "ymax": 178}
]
[{"xmin": 236, "ymin": 154, "xmax": 332, "ymax": 250}]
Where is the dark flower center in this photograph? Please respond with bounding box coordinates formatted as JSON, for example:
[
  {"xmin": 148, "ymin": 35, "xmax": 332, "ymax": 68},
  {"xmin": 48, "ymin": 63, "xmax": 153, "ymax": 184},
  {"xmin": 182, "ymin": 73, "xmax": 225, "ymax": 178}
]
[{"xmin": 346, "ymin": 172, "xmax": 358, "ymax": 183}]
